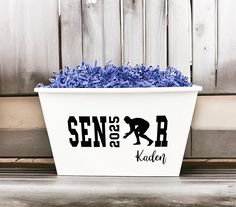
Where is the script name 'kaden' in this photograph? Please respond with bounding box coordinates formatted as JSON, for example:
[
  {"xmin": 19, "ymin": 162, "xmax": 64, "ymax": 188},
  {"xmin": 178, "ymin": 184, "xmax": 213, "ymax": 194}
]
[{"xmin": 135, "ymin": 150, "xmax": 166, "ymax": 164}]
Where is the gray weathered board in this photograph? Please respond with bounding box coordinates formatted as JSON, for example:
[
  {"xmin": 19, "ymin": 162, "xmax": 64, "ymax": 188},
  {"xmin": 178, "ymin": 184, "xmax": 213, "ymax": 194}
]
[
  {"xmin": 192, "ymin": 0, "xmax": 236, "ymax": 93},
  {"xmin": 0, "ymin": 0, "xmax": 236, "ymax": 158},
  {"xmin": 0, "ymin": 0, "xmax": 59, "ymax": 95}
]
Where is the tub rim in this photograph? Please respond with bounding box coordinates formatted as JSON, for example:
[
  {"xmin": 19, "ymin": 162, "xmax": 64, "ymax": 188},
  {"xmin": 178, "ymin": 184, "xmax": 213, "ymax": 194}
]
[{"xmin": 34, "ymin": 85, "xmax": 202, "ymax": 94}]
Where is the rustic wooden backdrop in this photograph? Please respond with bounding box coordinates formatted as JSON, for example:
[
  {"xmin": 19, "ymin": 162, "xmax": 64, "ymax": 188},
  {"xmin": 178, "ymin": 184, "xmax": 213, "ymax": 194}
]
[{"xmin": 0, "ymin": 0, "xmax": 236, "ymax": 158}]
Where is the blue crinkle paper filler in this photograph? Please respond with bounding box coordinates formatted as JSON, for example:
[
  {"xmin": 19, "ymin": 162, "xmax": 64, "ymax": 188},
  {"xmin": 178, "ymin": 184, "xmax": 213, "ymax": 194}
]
[{"xmin": 37, "ymin": 61, "xmax": 193, "ymax": 88}]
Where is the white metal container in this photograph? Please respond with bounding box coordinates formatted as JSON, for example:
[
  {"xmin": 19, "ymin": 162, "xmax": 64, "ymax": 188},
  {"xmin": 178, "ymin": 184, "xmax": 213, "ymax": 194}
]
[{"xmin": 35, "ymin": 85, "xmax": 202, "ymax": 176}]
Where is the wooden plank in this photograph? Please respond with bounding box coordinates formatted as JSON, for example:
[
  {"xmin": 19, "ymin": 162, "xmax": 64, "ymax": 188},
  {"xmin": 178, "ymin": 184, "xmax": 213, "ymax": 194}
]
[
  {"xmin": 33, "ymin": 158, "xmax": 54, "ymax": 164},
  {"xmin": 0, "ymin": 0, "xmax": 59, "ymax": 95},
  {"xmin": 0, "ymin": 97, "xmax": 45, "ymax": 129},
  {"xmin": 0, "ymin": 158, "xmax": 55, "ymax": 170},
  {"xmin": 3, "ymin": 158, "xmax": 236, "ymax": 174},
  {"xmin": 0, "ymin": 129, "xmax": 52, "ymax": 157},
  {"xmin": 145, "ymin": 0, "xmax": 167, "ymax": 68},
  {"xmin": 182, "ymin": 159, "xmax": 236, "ymax": 172},
  {"xmin": 0, "ymin": 158, "xmax": 18, "ymax": 163},
  {"xmin": 184, "ymin": 131, "xmax": 192, "ymax": 158},
  {"xmin": 168, "ymin": 0, "xmax": 191, "ymax": 78},
  {"xmin": 103, "ymin": 0, "xmax": 121, "ymax": 65},
  {"xmin": 82, "ymin": 0, "xmax": 104, "ymax": 65},
  {"xmin": 82, "ymin": 0, "xmax": 121, "ymax": 66},
  {"xmin": 60, "ymin": 0, "xmax": 83, "ymax": 68},
  {"xmin": 192, "ymin": 0, "xmax": 217, "ymax": 93},
  {"xmin": 217, "ymin": 0, "xmax": 236, "ymax": 92},
  {"xmin": 185, "ymin": 160, "xmax": 236, "ymax": 172},
  {"xmin": 192, "ymin": 96, "xmax": 236, "ymax": 130},
  {"xmin": 123, "ymin": 0, "xmax": 144, "ymax": 65},
  {"xmin": 192, "ymin": 130, "xmax": 236, "ymax": 158},
  {"xmin": 3, "ymin": 158, "xmax": 236, "ymax": 165}
]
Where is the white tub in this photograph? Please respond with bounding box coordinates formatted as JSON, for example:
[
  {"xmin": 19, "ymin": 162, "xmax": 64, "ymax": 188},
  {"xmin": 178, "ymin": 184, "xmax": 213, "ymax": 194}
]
[{"xmin": 35, "ymin": 85, "xmax": 202, "ymax": 176}]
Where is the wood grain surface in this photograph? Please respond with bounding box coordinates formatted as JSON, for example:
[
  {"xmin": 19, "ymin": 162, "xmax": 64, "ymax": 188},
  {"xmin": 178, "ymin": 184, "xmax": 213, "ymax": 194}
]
[{"xmin": 0, "ymin": 0, "xmax": 59, "ymax": 95}]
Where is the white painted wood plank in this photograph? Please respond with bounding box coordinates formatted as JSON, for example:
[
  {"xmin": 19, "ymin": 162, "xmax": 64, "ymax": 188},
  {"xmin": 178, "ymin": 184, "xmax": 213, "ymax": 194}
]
[
  {"xmin": 61, "ymin": 0, "xmax": 83, "ymax": 68},
  {"xmin": 0, "ymin": 0, "xmax": 59, "ymax": 95},
  {"xmin": 217, "ymin": 0, "xmax": 236, "ymax": 92},
  {"xmin": 103, "ymin": 0, "xmax": 121, "ymax": 65},
  {"xmin": 168, "ymin": 0, "xmax": 191, "ymax": 78},
  {"xmin": 145, "ymin": 0, "xmax": 167, "ymax": 68},
  {"xmin": 82, "ymin": 0, "xmax": 104, "ymax": 65},
  {"xmin": 123, "ymin": 0, "xmax": 144, "ymax": 65},
  {"xmin": 192, "ymin": 0, "xmax": 217, "ymax": 93},
  {"xmin": 192, "ymin": 96, "xmax": 236, "ymax": 130}
]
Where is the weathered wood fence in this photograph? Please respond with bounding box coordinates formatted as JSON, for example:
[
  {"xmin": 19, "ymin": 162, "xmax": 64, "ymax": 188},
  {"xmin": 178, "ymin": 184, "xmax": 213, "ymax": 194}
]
[{"xmin": 0, "ymin": 0, "xmax": 236, "ymax": 158}]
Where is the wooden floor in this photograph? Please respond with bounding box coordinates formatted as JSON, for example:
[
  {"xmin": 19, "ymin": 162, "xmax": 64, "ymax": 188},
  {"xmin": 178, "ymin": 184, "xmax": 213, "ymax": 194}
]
[{"xmin": 0, "ymin": 159, "xmax": 235, "ymax": 207}]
